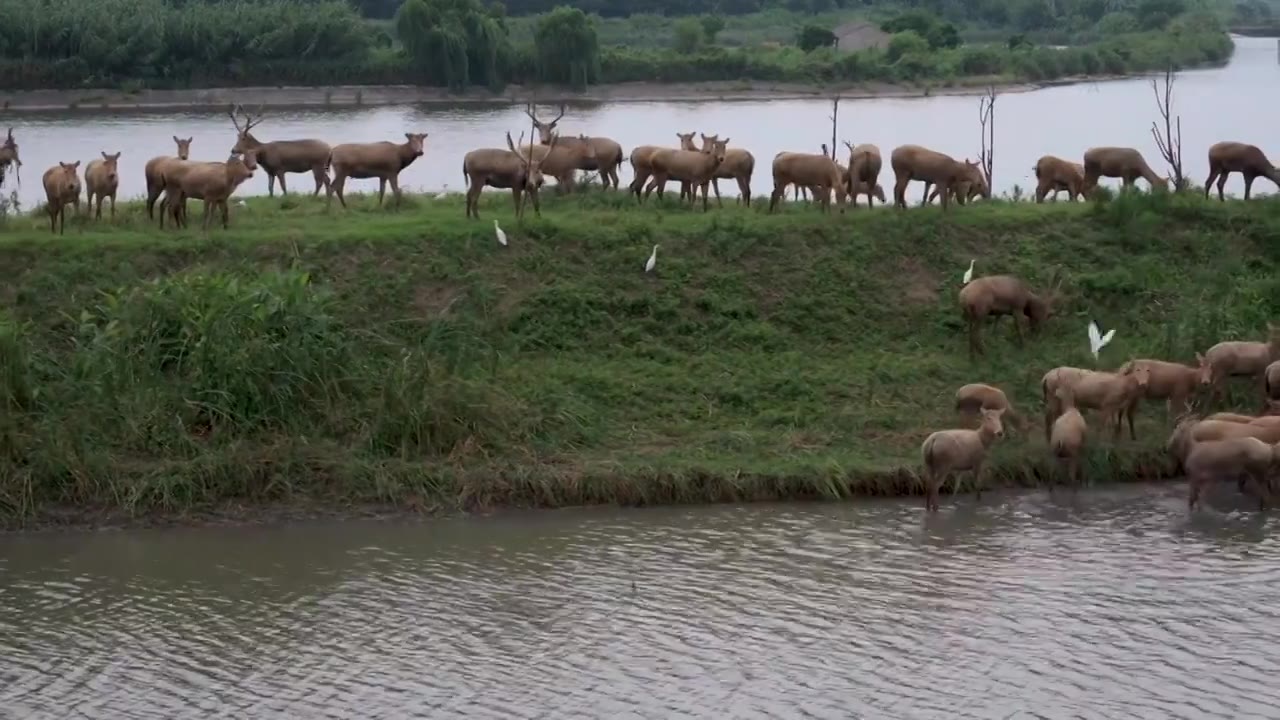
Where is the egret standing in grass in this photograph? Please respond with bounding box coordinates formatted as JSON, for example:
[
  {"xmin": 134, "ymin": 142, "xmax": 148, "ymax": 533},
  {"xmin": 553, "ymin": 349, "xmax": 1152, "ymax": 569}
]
[
  {"xmin": 1088, "ymin": 320, "xmax": 1115, "ymax": 360},
  {"xmin": 435, "ymin": 183, "xmax": 449, "ymax": 200},
  {"xmin": 644, "ymin": 244, "xmax": 658, "ymax": 273},
  {"xmin": 494, "ymin": 219, "xmax": 507, "ymax": 246},
  {"xmin": 962, "ymin": 259, "xmax": 975, "ymax": 285}
]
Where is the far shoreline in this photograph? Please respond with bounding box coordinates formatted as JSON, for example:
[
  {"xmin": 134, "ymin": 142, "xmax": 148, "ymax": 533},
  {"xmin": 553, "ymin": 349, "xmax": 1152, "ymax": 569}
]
[{"xmin": 0, "ymin": 74, "xmax": 1139, "ymax": 113}]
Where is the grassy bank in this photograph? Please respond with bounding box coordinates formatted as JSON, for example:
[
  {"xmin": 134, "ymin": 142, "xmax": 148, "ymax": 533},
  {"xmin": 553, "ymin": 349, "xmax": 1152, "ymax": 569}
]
[{"xmin": 3, "ymin": 190, "xmax": 1280, "ymax": 528}]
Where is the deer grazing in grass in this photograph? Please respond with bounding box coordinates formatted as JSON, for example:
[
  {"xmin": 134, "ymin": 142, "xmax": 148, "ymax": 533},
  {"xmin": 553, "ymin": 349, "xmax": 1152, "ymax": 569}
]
[
  {"xmin": 41, "ymin": 161, "xmax": 81, "ymax": 234},
  {"xmin": 145, "ymin": 136, "xmax": 192, "ymax": 220},
  {"xmin": 920, "ymin": 407, "xmax": 1006, "ymax": 513},
  {"xmin": 229, "ymin": 105, "xmax": 331, "ymax": 197},
  {"xmin": 84, "ymin": 152, "xmax": 121, "ymax": 220},
  {"xmin": 891, "ymin": 145, "xmax": 987, "ymax": 210},
  {"xmin": 326, "ymin": 133, "xmax": 427, "ymax": 209},
  {"xmin": 1200, "ymin": 324, "xmax": 1280, "ymax": 408},
  {"xmin": 643, "ymin": 137, "xmax": 729, "ymax": 210},
  {"xmin": 462, "ymin": 131, "xmax": 554, "ymax": 220},
  {"xmin": 844, "ymin": 142, "xmax": 882, "ymax": 208},
  {"xmin": 629, "ymin": 132, "xmax": 698, "ymax": 199},
  {"xmin": 1034, "ymin": 156, "xmax": 1086, "ymax": 203},
  {"xmin": 160, "ymin": 152, "xmax": 258, "ymax": 231},
  {"xmin": 526, "ymin": 104, "xmax": 625, "ymax": 190},
  {"xmin": 0, "ymin": 128, "xmax": 20, "ymax": 186},
  {"xmin": 1204, "ymin": 142, "xmax": 1280, "ymax": 201},
  {"xmin": 768, "ymin": 152, "xmax": 847, "ymax": 213},
  {"xmin": 1082, "ymin": 147, "xmax": 1169, "ymax": 194},
  {"xmin": 955, "ymin": 383, "xmax": 1023, "ymax": 432},
  {"xmin": 959, "ymin": 271, "xmax": 1062, "ymax": 359}
]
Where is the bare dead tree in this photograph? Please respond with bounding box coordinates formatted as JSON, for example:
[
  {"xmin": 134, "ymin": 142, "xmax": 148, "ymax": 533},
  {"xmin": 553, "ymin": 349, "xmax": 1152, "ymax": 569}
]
[
  {"xmin": 977, "ymin": 85, "xmax": 995, "ymax": 193},
  {"xmin": 828, "ymin": 95, "xmax": 840, "ymax": 161},
  {"xmin": 1150, "ymin": 66, "xmax": 1183, "ymax": 190}
]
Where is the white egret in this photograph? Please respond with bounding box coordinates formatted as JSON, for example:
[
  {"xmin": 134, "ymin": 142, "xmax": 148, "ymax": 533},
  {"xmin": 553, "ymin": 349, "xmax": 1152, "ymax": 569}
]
[
  {"xmin": 494, "ymin": 219, "xmax": 507, "ymax": 246},
  {"xmin": 644, "ymin": 244, "xmax": 658, "ymax": 273},
  {"xmin": 435, "ymin": 183, "xmax": 449, "ymax": 200},
  {"xmin": 1088, "ymin": 320, "xmax": 1115, "ymax": 359},
  {"xmin": 962, "ymin": 259, "xmax": 975, "ymax": 285}
]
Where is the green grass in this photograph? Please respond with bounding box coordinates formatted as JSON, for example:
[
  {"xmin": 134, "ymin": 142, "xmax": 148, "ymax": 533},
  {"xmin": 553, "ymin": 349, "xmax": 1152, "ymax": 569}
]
[{"xmin": 4, "ymin": 188, "xmax": 1280, "ymax": 527}]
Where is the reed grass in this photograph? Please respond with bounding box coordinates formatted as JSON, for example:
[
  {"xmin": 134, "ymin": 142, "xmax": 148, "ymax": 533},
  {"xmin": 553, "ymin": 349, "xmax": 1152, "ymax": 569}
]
[{"xmin": 3, "ymin": 188, "xmax": 1280, "ymax": 527}]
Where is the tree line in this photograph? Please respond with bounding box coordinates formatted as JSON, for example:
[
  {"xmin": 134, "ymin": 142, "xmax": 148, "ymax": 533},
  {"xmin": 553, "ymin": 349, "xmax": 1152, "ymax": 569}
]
[{"xmin": 0, "ymin": 0, "xmax": 1234, "ymax": 91}]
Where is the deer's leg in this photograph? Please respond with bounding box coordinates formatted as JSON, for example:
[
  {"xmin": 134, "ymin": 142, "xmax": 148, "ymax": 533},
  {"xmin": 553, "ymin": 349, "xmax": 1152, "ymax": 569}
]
[
  {"xmin": 700, "ymin": 181, "xmax": 710, "ymax": 211},
  {"xmin": 277, "ymin": 172, "xmax": 289, "ymax": 196},
  {"xmin": 894, "ymin": 176, "xmax": 909, "ymax": 209},
  {"xmin": 971, "ymin": 463, "xmax": 984, "ymax": 501},
  {"xmin": 938, "ymin": 181, "xmax": 951, "ymax": 210},
  {"xmin": 377, "ymin": 178, "xmax": 387, "ymax": 207},
  {"xmin": 738, "ymin": 177, "xmax": 751, "ymax": 207},
  {"xmin": 768, "ymin": 183, "xmax": 785, "ymax": 214},
  {"xmin": 389, "ymin": 175, "xmax": 402, "ymax": 208},
  {"xmin": 1204, "ymin": 168, "xmax": 1218, "ymax": 200},
  {"xmin": 1244, "ymin": 173, "xmax": 1256, "ymax": 201},
  {"xmin": 202, "ymin": 199, "xmax": 213, "ymax": 231},
  {"xmin": 920, "ymin": 181, "xmax": 933, "ymax": 205},
  {"xmin": 109, "ymin": 192, "xmax": 116, "ymax": 219},
  {"xmin": 711, "ymin": 178, "xmax": 723, "ymax": 208},
  {"xmin": 335, "ymin": 175, "xmax": 348, "ymax": 209},
  {"xmin": 267, "ymin": 173, "xmax": 276, "ymax": 197},
  {"xmin": 1010, "ymin": 313, "xmax": 1024, "ymax": 346},
  {"xmin": 531, "ymin": 188, "xmax": 542, "ymax": 216}
]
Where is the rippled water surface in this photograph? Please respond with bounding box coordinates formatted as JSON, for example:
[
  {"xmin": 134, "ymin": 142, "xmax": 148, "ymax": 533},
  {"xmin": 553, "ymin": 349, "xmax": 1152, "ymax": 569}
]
[
  {"xmin": 5, "ymin": 483, "xmax": 1280, "ymax": 718},
  {"xmin": 3, "ymin": 36, "xmax": 1278, "ymax": 209}
]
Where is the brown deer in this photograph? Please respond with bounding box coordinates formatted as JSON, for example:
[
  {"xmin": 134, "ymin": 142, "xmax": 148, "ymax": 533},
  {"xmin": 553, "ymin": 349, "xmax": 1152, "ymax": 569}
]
[
  {"xmin": 920, "ymin": 407, "xmax": 1006, "ymax": 513},
  {"xmin": 1041, "ymin": 363, "xmax": 1151, "ymax": 441},
  {"xmin": 1117, "ymin": 357, "xmax": 1211, "ymax": 422},
  {"xmin": 41, "ymin": 161, "xmax": 81, "ymax": 234},
  {"xmin": 698, "ymin": 133, "xmax": 755, "ymax": 207},
  {"xmin": 844, "ymin": 142, "xmax": 882, "ymax": 208},
  {"xmin": 462, "ymin": 132, "xmax": 555, "ymax": 220},
  {"xmin": 955, "ymin": 382, "xmax": 1024, "ymax": 432},
  {"xmin": 643, "ymin": 138, "xmax": 729, "ymax": 211},
  {"xmin": 229, "ymin": 105, "xmax": 332, "ymax": 197},
  {"xmin": 629, "ymin": 132, "xmax": 698, "ymax": 199},
  {"xmin": 1049, "ymin": 386, "xmax": 1088, "ymax": 491},
  {"xmin": 160, "ymin": 152, "xmax": 258, "ymax": 231},
  {"xmin": 1204, "ymin": 142, "xmax": 1280, "ymax": 201},
  {"xmin": 1200, "ymin": 325, "xmax": 1280, "ymax": 407},
  {"xmin": 145, "ymin": 136, "xmax": 192, "ymax": 220},
  {"xmin": 891, "ymin": 145, "xmax": 986, "ymax": 210},
  {"xmin": 326, "ymin": 133, "xmax": 427, "ymax": 209},
  {"xmin": 84, "ymin": 152, "xmax": 121, "ymax": 220},
  {"xmin": 1184, "ymin": 437, "xmax": 1279, "ymax": 511},
  {"xmin": 513, "ymin": 134, "xmax": 598, "ymax": 192},
  {"xmin": 1082, "ymin": 147, "xmax": 1169, "ymax": 194},
  {"xmin": 768, "ymin": 152, "xmax": 847, "ymax": 213},
  {"xmin": 0, "ymin": 128, "xmax": 20, "ymax": 185},
  {"xmin": 959, "ymin": 271, "xmax": 1062, "ymax": 358},
  {"xmin": 1033, "ymin": 156, "xmax": 1086, "ymax": 203},
  {"xmin": 526, "ymin": 104, "xmax": 625, "ymax": 189}
]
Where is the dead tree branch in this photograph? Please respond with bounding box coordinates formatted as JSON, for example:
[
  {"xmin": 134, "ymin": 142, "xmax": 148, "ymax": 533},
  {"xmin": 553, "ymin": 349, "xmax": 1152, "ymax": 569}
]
[
  {"xmin": 978, "ymin": 85, "xmax": 995, "ymax": 193},
  {"xmin": 828, "ymin": 95, "xmax": 840, "ymax": 161},
  {"xmin": 1150, "ymin": 66, "xmax": 1183, "ymax": 191}
]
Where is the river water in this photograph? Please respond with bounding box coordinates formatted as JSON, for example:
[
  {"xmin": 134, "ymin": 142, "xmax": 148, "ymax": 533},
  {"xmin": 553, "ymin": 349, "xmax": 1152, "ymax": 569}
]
[
  {"xmin": 4, "ymin": 483, "xmax": 1280, "ymax": 718},
  {"xmin": 2, "ymin": 36, "xmax": 1277, "ymax": 210}
]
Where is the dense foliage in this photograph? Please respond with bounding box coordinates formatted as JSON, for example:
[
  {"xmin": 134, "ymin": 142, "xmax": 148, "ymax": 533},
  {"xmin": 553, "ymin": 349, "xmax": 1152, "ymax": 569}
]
[{"xmin": 0, "ymin": 0, "xmax": 1237, "ymax": 90}]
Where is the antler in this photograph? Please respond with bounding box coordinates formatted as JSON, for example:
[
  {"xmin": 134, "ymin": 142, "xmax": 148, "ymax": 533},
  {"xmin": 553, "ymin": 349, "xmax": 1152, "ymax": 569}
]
[
  {"xmin": 228, "ymin": 104, "xmax": 244, "ymax": 133},
  {"xmin": 508, "ymin": 130, "xmax": 531, "ymax": 168},
  {"xmin": 524, "ymin": 103, "xmax": 539, "ymax": 122},
  {"xmin": 230, "ymin": 104, "xmax": 265, "ymax": 133},
  {"xmin": 550, "ymin": 103, "xmax": 566, "ymax": 125},
  {"xmin": 843, "ymin": 140, "xmax": 853, "ymax": 152}
]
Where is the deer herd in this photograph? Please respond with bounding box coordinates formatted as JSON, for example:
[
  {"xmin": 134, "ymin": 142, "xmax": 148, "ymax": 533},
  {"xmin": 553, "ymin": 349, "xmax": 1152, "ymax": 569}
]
[
  {"xmin": 929, "ymin": 261, "xmax": 1280, "ymax": 514},
  {"xmin": 0, "ymin": 103, "xmax": 1275, "ymax": 235}
]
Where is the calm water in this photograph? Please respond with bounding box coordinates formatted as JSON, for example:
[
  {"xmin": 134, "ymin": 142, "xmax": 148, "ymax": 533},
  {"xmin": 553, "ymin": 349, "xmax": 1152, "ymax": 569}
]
[
  {"xmin": 4, "ymin": 483, "xmax": 1280, "ymax": 718},
  {"xmin": 2, "ymin": 36, "xmax": 1277, "ymax": 209}
]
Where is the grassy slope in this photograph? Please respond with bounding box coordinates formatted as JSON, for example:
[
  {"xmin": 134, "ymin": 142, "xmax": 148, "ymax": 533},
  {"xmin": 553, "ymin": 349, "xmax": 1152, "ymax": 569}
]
[{"xmin": 3, "ymin": 188, "xmax": 1280, "ymax": 526}]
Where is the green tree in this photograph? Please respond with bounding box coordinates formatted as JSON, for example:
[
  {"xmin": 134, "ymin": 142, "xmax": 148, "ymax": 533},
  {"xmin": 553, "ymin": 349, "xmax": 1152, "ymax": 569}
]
[
  {"xmin": 395, "ymin": 0, "xmax": 507, "ymax": 90},
  {"xmin": 886, "ymin": 30, "xmax": 929, "ymax": 62},
  {"xmin": 796, "ymin": 24, "xmax": 836, "ymax": 51},
  {"xmin": 700, "ymin": 13, "xmax": 726, "ymax": 44},
  {"xmin": 674, "ymin": 17, "xmax": 703, "ymax": 53},
  {"xmin": 535, "ymin": 5, "xmax": 599, "ymax": 88}
]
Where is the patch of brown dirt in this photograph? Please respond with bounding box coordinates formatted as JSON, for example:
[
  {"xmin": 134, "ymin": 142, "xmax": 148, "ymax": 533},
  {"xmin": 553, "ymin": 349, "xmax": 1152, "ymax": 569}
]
[
  {"xmin": 896, "ymin": 257, "xmax": 940, "ymax": 306},
  {"xmin": 413, "ymin": 283, "xmax": 465, "ymax": 318}
]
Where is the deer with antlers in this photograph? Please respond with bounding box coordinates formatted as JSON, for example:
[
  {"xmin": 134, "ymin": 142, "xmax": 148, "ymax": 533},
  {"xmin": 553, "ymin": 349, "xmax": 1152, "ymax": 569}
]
[
  {"xmin": 526, "ymin": 103, "xmax": 624, "ymax": 190},
  {"xmin": 229, "ymin": 105, "xmax": 331, "ymax": 197},
  {"xmin": 462, "ymin": 131, "xmax": 554, "ymax": 220}
]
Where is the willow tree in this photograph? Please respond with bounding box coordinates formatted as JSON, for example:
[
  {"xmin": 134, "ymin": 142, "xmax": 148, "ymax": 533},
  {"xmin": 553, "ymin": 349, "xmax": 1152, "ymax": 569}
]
[
  {"xmin": 534, "ymin": 6, "xmax": 599, "ymax": 89},
  {"xmin": 395, "ymin": 0, "xmax": 507, "ymax": 90}
]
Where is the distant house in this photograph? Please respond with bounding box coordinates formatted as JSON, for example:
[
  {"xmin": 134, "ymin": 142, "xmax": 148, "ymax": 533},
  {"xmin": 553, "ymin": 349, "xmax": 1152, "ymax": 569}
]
[{"xmin": 833, "ymin": 21, "xmax": 891, "ymax": 53}]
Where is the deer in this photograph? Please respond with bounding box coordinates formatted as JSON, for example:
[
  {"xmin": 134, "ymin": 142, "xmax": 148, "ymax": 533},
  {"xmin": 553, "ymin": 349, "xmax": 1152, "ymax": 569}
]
[
  {"xmin": 462, "ymin": 131, "xmax": 554, "ymax": 220},
  {"xmin": 513, "ymin": 134, "xmax": 598, "ymax": 192},
  {"xmin": 84, "ymin": 152, "xmax": 121, "ymax": 220},
  {"xmin": 1082, "ymin": 147, "xmax": 1169, "ymax": 194},
  {"xmin": 1034, "ymin": 156, "xmax": 1086, "ymax": 203},
  {"xmin": 1049, "ymin": 386, "xmax": 1088, "ymax": 492},
  {"xmin": 919, "ymin": 407, "xmax": 1006, "ymax": 513},
  {"xmin": 1040, "ymin": 363, "xmax": 1151, "ymax": 441},
  {"xmin": 145, "ymin": 136, "xmax": 192, "ymax": 220},
  {"xmin": 629, "ymin": 132, "xmax": 698, "ymax": 199},
  {"xmin": 41, "ymin": 161, "xmax": 81, "ymax": 234},
  {"xmin": 526, "ymin": 104, "xmax": 625, "ymax": 190},
  {"xmin": 1204, "ymin": 142, "xmax": 1280, "ymax": 201},
  {"xmin": 326, "ymin": 133, "xmax": 427, "ymax": 209},
  {"xmin": 768, "ymin": 152, "xmax": 847, "ymax": 213},
  {"xmin": 844, "ymin": 142, "xmax": 882, "ymax": 208},
  {"xmin": 160, "ymin": 152, "xmax": 257, "ymax": 231},
  {"xmin": 1184, "ymin": 437, "xmax": 1280, "ymax": 512},
  {"xmin": 643, "ymin": 138, "xmax": 729, "ymax": 211},
  {"xmin": 0, "ymin": 128, "xmax": 21, "ymax": 185},
  {"xmin": 228, "ymin": 104, "xmax": 332, "ymax": 197},
  {"xmin": 1200, "ymin": 324, "xmax": 1280, "ymax": 408},
  {"xmin": 958, "ymin": 271, "xmax": 1062, "ymax": 359},
  {"xmin": 891, "ymin": 145, "xmax": 987, "ymax": 210},
  {"xmin": 1116, "ymin": 357, "xmax": 1212, "ymax": 422},
  {"xmin": 698, "ymin": 133, "xmax": 755, "ymax": 207}
]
